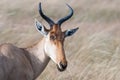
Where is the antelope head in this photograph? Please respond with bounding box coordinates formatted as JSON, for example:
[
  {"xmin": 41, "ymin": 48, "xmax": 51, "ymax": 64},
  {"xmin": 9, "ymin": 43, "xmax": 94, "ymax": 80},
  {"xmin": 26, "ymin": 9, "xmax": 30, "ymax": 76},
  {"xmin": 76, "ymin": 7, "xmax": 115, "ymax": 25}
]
[{"xmin": 35, "ymin": 3, "xmax": 79, "ymax": 71}]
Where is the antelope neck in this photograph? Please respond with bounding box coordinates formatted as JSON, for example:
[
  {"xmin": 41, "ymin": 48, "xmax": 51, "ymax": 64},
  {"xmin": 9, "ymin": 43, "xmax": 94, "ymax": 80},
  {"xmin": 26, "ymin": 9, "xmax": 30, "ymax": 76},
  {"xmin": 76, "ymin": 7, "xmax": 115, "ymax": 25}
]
[{"xmin": 25, "ymin": 38, "xmax": 50, "ymax": 79}]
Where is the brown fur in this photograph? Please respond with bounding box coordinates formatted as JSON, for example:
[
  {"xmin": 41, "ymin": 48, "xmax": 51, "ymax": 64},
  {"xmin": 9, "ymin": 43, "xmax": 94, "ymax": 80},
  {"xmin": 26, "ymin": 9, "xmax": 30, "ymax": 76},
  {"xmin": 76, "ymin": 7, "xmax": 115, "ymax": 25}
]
[
  {"xmin": 0, "ymin": 35, "xmax": 51, "ymax": 80},
  {"xmin": 0, "ymin": 38, "xmax": 51, "ymax": 80},
  {"xmin": 0, "ymin": 25, "xmax": 67, "ymax": 80},
  {"xmin": 0, "ymin": 43, "xmax": 33, "ymax": 80},
  {"xmin": 49, "ymin": 24, "xmax": 67, "ymax": 64}
]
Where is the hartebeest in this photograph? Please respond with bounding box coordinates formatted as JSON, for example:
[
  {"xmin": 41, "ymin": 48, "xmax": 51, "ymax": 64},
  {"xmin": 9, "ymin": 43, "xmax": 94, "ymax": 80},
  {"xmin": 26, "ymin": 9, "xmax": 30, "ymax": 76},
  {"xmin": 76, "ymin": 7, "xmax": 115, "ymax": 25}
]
[{"xmin": 0, "ymin": 2, "xmax": 78, "ymax": 80}]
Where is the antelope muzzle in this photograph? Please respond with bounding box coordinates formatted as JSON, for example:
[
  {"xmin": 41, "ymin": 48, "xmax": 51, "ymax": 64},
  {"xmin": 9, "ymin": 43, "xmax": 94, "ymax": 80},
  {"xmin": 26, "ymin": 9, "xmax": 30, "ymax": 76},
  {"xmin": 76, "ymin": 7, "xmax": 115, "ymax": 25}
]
[{"xmin": 57, "ymin": 61, "xmax": 67, "ymax": 72}]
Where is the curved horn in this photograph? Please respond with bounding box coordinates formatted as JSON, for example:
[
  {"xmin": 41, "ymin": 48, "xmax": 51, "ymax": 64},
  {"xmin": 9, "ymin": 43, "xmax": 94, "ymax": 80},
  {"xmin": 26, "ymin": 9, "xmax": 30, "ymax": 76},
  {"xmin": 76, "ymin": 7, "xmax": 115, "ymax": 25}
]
[
  {"xmin": 39, "ymin": 3, "xmax": 55, "ymax": 27},
  {"xmin": 57, "ymin": 4, "xmax": 74, "ymax": 26}
]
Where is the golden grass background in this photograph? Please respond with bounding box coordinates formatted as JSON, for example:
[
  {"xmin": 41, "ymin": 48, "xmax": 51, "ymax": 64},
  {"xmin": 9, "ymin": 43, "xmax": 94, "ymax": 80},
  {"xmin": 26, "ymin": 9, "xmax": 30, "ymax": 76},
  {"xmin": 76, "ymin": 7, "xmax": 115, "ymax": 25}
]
[{"xmin": 0, "ymin": 0, "xmax": 120, "ymax": 80}]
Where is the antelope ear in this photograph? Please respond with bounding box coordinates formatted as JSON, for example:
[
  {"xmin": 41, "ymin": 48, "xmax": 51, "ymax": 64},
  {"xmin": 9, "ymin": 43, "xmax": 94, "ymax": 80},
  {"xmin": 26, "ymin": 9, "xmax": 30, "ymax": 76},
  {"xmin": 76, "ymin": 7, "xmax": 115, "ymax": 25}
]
[
  {"xmin": 64, "ymin": 27, "xmax": 79, "ymax": 37},
  {"xmin": 35, "ymin": 19, "xmax": 48, "ymax": 36}
]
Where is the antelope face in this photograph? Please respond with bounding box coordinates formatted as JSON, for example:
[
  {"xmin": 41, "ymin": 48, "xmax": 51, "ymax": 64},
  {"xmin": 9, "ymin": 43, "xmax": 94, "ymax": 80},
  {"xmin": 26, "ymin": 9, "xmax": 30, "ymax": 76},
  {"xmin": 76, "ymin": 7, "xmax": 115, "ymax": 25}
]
[{"xmin": 35, "ymin": 3, "xmax": 79, "ymax": 71}]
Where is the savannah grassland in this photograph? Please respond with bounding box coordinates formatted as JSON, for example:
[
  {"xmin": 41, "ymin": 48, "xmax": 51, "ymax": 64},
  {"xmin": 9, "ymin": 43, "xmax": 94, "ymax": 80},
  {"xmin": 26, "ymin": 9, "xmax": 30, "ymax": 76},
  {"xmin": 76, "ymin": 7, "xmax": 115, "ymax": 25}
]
[{"xmin": 0, "ymin": 0, "xmax": 120, "ymax": 80}]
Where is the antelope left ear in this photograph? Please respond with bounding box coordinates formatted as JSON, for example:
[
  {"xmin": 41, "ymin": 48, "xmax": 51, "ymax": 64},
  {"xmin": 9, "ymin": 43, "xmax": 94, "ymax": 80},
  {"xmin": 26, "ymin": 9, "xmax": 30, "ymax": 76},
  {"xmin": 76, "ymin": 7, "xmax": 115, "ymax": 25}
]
[
  {"xmin": 64, "ymin": 27, "xmax": 79, "ymax": 37},
  {"xmin": 35, "ymin": 19, "xmax": 49, "ymax": 36}
]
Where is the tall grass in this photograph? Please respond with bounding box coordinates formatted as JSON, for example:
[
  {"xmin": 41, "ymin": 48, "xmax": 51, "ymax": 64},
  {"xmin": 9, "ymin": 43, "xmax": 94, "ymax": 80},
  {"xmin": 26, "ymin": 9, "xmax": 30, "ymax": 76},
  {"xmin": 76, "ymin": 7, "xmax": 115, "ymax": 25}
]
[{"xmin": 0, "ymin": 0, "xmax": 120, "ymax": 80}]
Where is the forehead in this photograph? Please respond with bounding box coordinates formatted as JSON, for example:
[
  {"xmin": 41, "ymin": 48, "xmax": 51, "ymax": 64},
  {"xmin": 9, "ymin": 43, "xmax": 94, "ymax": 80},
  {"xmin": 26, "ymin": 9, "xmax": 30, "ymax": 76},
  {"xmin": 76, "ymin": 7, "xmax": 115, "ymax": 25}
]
[
  {"xmin": 49, "ymin": 24, "xmax": 65, "ymax": 40},
  {"xmin": 50, "ymin": 24, "xmax": 62, "ymax": 34}
]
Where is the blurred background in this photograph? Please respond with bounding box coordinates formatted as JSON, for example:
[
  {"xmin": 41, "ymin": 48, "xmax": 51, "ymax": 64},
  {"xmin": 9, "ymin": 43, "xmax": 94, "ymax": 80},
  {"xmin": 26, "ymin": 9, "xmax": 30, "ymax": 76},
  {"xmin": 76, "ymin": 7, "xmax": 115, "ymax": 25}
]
[{"xmin": 0, "ymin": 0, "xmax": 120, "ymax": 80}]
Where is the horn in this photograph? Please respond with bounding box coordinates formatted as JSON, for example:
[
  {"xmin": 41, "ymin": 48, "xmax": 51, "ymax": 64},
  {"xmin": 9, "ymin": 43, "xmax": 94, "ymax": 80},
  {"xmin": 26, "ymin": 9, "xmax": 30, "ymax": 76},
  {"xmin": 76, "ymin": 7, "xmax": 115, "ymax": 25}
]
[
  {"xmin": 39, "ymin": 3, "xmax": 55, "ymax": 27},
  {"xmin": 57, "ymin": 4, "xmax": 74, "ymax": 26}
]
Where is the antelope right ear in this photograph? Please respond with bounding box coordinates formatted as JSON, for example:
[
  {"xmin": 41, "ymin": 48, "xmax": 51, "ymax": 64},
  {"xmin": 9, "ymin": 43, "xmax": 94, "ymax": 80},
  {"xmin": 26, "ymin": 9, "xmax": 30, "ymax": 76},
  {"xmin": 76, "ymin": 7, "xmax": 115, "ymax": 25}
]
[
  {"xmin": 35, "ymin": 19, "xmax": 49, "ymax": 36},
  {"xmin": 64, "ymin": 27, "xmax": 79, "ymax": 37}
]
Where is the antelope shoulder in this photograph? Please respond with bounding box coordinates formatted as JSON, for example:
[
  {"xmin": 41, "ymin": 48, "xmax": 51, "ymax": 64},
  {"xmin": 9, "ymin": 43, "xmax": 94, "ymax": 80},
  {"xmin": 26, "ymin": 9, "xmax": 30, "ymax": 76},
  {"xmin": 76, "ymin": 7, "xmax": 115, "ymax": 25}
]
[{"xmin": 0, "ymin": 43, "xmax": 34, "ymax": 80}]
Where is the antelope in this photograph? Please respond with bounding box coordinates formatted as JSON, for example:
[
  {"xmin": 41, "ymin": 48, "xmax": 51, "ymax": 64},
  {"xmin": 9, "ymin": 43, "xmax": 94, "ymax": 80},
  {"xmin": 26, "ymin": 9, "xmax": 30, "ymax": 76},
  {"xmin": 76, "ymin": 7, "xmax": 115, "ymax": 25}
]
[{"xmin": 0, "ymin": 2, "xmax": 79, "ymax": 80}]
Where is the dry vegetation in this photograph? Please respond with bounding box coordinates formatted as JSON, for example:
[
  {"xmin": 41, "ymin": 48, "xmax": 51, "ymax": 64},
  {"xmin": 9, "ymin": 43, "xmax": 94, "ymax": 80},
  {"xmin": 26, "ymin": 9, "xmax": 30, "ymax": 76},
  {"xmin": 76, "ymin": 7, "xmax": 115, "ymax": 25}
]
[{"xmin": 0, "ymin": 0, "xmax": 120, "ymax": 80}]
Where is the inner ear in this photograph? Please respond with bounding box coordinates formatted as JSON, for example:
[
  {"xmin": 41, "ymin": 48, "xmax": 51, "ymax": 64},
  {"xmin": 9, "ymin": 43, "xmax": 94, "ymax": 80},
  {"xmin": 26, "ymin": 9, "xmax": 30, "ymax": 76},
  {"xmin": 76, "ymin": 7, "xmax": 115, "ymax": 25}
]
[
  {"xmin": 35, "ymin": 19, "xmax": 49, "ymax": 36},
  {"xmin": 64, "ymin": 27, "xmax": 79, "ymax": 37}
]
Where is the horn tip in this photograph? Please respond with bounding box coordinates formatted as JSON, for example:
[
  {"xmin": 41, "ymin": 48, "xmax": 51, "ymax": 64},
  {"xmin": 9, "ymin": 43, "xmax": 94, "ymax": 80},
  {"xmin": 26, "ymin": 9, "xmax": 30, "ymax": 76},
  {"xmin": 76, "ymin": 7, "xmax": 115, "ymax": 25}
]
[
  {"xmin": 39, "ymin": 2, "xmax": 41, "ymax": 5},
  {"xmin": 39, "ymin": 2, "xmax": 42, "ymax": 12},
  {"xmin": 65, "ymin": 3, "xmax": 69, "ymax": 6},
  {"xmin": 39, "ymin": 2, "xmax": 41, "ymax": 8},
  {"xmin": 65, "ymin": 3, "xmax": 74, "ymax": 14},
  {"xmin": 66, "ymin": 3, "xmax": 71, "ymax": 8}
]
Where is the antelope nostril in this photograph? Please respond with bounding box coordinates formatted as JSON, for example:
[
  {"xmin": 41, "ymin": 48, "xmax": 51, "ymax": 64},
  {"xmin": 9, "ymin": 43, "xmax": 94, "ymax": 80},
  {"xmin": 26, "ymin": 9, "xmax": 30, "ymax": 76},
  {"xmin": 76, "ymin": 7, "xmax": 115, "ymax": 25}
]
[
  {"xmin": 60, "ymin": 61, "xmax": 67, "ymax": 69},
  {"xmin": 57, "ymin": 61, "xmax": 67, "ymax": 71}
]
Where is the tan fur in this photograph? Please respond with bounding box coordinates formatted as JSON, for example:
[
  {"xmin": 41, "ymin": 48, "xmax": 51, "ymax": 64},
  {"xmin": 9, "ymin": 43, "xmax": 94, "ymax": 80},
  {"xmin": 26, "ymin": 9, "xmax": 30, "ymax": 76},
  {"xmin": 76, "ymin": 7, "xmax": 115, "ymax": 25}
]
[
  {"xmin": 0, "ymin": 25, "xmax": 67, "ymax": 80},
  {"xmin": 0, "ymin": 2, "xmax": 75, "ymax": 79},
  {"xmin": 0, "ymin": 43, "xmax": 34, "ymax": 80},
  {"xmin": 49, "ymin": 25, "xmax": 67, "ymax": 64},
  {"xmin": 0, "ymin": 38, "xmax": 50, "ymax": 80}
]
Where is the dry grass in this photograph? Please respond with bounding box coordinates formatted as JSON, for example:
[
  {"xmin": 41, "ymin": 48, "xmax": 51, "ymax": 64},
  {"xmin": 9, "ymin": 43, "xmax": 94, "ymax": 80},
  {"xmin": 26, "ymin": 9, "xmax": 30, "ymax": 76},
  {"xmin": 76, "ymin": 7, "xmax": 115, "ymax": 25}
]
[{"xmin": 0, "ymin": 0, "xmax": 120, "ymax": 80}]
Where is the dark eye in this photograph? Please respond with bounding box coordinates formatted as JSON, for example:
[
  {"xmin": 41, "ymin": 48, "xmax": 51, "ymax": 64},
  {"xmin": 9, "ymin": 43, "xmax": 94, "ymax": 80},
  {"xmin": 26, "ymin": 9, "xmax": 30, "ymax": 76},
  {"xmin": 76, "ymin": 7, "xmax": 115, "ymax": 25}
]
[{"xmin": 50, "ymin": 35, "xmax": 56, "ymax": 40}]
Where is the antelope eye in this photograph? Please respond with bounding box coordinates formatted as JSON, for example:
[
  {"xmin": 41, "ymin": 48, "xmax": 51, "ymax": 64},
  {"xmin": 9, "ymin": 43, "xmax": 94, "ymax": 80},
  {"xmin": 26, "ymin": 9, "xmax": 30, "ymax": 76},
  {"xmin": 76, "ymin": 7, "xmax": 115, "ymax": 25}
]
[{"xmin": 50, "ymin": 35, "xmax": 56, "ymax": 40}]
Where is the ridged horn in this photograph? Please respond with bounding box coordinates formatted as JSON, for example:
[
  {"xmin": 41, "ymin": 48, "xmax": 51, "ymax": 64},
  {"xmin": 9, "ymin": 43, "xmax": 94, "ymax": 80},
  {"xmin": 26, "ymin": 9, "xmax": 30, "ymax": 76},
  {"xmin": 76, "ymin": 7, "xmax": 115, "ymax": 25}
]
[
  {"xmin": 39, "ymin": 3, "xmax": 55, "ymax": 27},
  {"xmin": 57, "ymin": 4, "xmax": 74, "ymax": 26}
]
